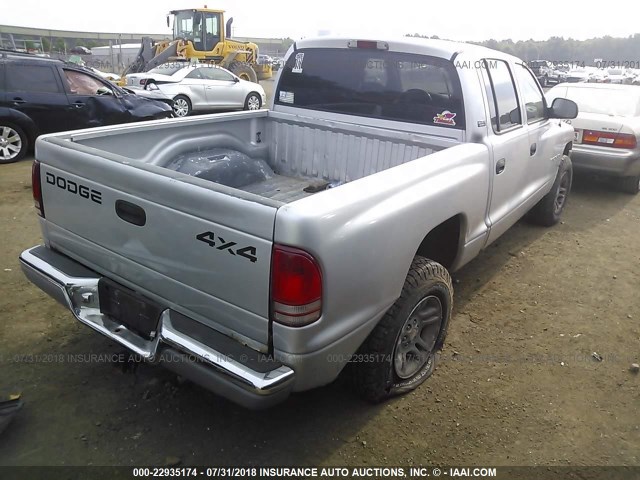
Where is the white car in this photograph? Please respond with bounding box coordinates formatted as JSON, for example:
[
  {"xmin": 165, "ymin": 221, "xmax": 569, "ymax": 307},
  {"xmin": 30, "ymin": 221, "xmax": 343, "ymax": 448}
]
[
  {"xmin": 547, "ymin": 83, "xmax": 640, "ymax": 194},
  {"xmin": 125, "ymin": 63, "xmax": 267, "ymax": 117},
  {"xmin": 566, "ymin": 67, "xmax": 591, "ymax": 83},
  {"xmin": 606, "ymin": 68, "xmax": 634, "ymax": 84}
]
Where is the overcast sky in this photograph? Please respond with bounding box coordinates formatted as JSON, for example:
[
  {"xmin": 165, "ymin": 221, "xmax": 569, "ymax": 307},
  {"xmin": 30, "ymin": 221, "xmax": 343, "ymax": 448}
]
[{"xmin": 3, "ymin": 0, "xmax": 638, "ymax": 42}]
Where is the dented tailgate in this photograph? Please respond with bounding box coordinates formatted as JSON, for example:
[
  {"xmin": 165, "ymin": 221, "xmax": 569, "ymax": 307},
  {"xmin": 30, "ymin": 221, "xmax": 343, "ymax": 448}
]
[{"xmin": 35, "ymin": 136, "xmax": 277, "ymax": 350}]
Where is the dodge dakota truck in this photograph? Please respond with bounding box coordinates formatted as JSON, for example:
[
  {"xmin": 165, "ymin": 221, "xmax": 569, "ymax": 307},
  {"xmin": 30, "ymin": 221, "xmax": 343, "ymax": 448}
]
[{"xmin": 20, "ymin": 36, "xmax": 578, "ymax": 409}]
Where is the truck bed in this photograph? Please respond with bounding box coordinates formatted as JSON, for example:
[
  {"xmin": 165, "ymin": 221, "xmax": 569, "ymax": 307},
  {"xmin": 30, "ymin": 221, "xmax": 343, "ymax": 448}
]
[{"xmin": 51, "ymin": 110, "xmax": 463, "ymax": 206}]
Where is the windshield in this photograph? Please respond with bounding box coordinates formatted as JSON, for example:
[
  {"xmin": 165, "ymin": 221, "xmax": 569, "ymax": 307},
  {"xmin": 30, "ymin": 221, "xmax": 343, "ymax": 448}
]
[
  {"xmin": 559, "ymin": 87, "xmax": 640, "ymax": 117},
  {"xmin": 174, "ymin": 11, "xmax": 195, "ymax": 40},
  {"xmin": 276, "ymin": 48, "xmax": 465, "ymax": 128}
]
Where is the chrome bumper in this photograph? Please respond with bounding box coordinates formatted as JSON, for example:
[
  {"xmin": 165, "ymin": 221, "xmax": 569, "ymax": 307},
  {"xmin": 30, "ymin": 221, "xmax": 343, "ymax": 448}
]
[{"xmin": 19, "ymin": 246, "xmax": 294, "ymax": 409}]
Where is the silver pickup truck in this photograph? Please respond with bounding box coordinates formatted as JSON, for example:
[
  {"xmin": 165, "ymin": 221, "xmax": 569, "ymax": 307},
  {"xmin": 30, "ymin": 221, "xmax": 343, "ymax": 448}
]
[{"xmin": 20, "ymin": 37, "xmax": 578, "ymax": 409}]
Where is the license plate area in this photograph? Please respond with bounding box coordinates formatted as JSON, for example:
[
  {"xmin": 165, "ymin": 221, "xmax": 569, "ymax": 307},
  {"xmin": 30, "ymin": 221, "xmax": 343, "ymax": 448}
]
[{"xmin": 98, "ymin": 278, "xmax": 164, "ymax": 340}]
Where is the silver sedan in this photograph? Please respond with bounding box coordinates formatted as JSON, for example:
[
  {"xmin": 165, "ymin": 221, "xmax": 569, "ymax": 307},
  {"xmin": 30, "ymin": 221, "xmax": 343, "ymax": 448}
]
[
  {"xmin": 547, "ymin": 83, "xmax": 640, "ymax": 194},
  {"xmin": 125, "ymin": 64, "xmax": 266, "ymax": 117}
]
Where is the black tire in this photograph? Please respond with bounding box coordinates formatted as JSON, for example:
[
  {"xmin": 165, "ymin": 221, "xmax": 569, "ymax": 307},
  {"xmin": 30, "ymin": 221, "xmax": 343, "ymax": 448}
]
[
  {"xmin": 0, "ymin": 122, "xmax": 28, "ymax": 164},
  {"xmin": 229, "ymin": 62, "xmax": 258, "ymax": 83},
  {"xmin": 172, "ymin": 95, "xmax": 192, "ymax": 117},
  {"xmin": 618, "ymin": 175, "xmax": 640, "ymax": 195},
  {"xmin": 244, "ymin": 92, "xmax": 262, "ymax": 110},
  {"xmin": 528, "ymin": 155, "xmax": 572, "ymax": 227},
  {"xmin": 351, "ymin": 256, "xmax": 453, "ymax": 403}
]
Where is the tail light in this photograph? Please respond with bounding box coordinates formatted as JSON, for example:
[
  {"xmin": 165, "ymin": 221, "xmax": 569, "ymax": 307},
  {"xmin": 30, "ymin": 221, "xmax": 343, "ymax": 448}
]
[
  {"xmin": 139, "ymin": 78, "xmax": 147, "ymax": 85},
  {"xmin": 271, "ymin": 245, "xmax": 322, "ymax": 327},
  {"xmin": 582, "ymin": 130, "xmax": 637, "ymax": 149},
  {"xmin": 32, "ymin": 160, "xmax": 44, "ymax": 218}
]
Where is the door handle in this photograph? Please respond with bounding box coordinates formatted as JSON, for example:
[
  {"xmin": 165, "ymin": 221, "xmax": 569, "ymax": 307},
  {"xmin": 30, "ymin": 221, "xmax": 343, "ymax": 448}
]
[
  {"xmin": 530, "ymin": 143, "xmax": 537, "ymax": 156},
  {"xmin": 115, "ymin": 200, "xmax": 146, "ymax": 226},
  {"xmin": 12, "ymin": 97, "xmax": 26, "ymax": 105},
  {"xmin": 73, "ymin": 102, "xmax": 85, "ymax": 109},
  {"xmin": 496, "ymin": 158, "xmax": 506, "ymax": 175}
]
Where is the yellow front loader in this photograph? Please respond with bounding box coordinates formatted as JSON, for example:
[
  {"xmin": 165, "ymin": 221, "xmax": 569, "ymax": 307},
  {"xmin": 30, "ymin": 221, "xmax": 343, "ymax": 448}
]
[{"xmin": 122, "ymin": 8, "xmax": 271, "ymax": 83}]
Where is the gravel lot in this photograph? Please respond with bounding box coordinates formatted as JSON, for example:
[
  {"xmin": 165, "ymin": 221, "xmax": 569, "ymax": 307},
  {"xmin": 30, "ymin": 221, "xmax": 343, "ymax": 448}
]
[{"xmin": 0, "ymin": 155, "xmax": 639, "ymax": 468}]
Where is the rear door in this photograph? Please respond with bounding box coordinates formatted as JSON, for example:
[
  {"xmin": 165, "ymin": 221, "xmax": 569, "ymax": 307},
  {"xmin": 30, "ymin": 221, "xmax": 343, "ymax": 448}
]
[
  {"xmin": 5, "ymin": 62, "xmax": 70, "ymax": 135},
  {"xmin": 513, "ymin": 63, "xmax": 563, "ymax": 195},
  {"xmin": 480, "ymin": 59, "xmax": 533, "ymax": 244}
]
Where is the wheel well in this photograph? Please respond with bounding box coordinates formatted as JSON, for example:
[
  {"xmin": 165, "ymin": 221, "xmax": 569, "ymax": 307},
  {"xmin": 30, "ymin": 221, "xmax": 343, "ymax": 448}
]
[
  {"xmin": 563, "ymin": 142, "xmax": 572, "ymax": 156},
  {"xmin": 415, "ymin": 215, "xmax": 463, "ymax": 270}
]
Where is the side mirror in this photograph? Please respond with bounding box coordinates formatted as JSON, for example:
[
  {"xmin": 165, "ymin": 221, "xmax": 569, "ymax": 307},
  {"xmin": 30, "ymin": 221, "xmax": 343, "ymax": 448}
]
[
  {"xmin": 234, "ymin": 77, "xmax": 240, "ymax": 83},
  {"xmin": 548, "ymin": 97, "xmax": 578, "ymax": 119}
]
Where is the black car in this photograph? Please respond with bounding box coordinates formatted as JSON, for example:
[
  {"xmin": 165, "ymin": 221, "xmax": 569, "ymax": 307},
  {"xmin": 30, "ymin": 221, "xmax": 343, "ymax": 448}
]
[{"xmin": 0, "ymin": 50, "xmax": 173, "ymax": 164}]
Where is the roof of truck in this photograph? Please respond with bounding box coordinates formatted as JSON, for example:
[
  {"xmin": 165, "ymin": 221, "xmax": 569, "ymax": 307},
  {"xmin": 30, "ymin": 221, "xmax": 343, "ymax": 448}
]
[{"xmin": 294, "ymin": 36, "xmax": 521, "ymax": 64}]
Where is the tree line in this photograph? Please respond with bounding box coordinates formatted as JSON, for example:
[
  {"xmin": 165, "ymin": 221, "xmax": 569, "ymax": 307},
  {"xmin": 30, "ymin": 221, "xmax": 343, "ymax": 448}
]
[{"xmin": 407, "ymin": 33, "xmax": 640, "ymax": 66}]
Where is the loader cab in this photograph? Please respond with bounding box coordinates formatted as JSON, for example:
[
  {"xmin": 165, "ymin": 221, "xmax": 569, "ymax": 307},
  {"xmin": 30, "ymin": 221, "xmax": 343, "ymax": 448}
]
[{"xmin": 171, "ymin": 9, "xmax": 223, "ymax": 53}]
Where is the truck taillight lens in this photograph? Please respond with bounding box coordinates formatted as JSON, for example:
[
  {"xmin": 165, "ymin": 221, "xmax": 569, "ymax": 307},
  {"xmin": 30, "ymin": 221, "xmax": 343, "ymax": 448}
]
[
  {"xmin": 582, "ymin": 130, "xmax": 637, "ymax": 149},
  {"xmin": 271, "ymin": 245, "xmax": 322, "ymax": 327},
  {"xmin": 32, "ymin": 160, "xmax": 44, "ymax": 218}
]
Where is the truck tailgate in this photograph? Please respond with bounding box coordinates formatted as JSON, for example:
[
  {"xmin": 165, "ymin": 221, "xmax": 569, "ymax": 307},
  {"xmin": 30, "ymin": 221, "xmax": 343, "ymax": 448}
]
[{"xmin": 36, "ymin": 137, "xmax": 277, "ymax": 349}]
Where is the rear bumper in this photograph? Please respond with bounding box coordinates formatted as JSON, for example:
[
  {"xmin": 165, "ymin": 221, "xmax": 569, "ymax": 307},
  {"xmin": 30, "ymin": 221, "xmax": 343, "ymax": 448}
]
[
  {"xmin": 572, "ymin": 144, "xmax": 640, "ymax": 177},
  {"xmin": 19, "ymin": 245, "xmax": 295, "ymax": 409}
]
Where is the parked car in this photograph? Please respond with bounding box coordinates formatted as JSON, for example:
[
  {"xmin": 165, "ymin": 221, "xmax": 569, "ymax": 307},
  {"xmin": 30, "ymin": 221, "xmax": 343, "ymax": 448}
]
[
  {"xmin": 588, "ymin": 68, "xmax": 609, "ymax": 83},
  {"xmin": 0, "ymin": 50, "xmax": 173, "ymax": 164},
  {"xmin": 606, "ymin": 68, "xmax": 634, "ymax": 84},
  {"xmin": 566, "ymin": 67, "xmax": 591, "ymax": 83},
  {"xmin": 553, "ymin": 68, "xmax": 568, "ymax": 83},
  {"xmin": 528, "ymin": 60, "xmax": 556, "ymax": 86},
  {"xmin": 271, "ymin": 57, "xmax": 283, "ymax": 72},
  {"xmin": 21, "ymin": 36, "xmax": 577, "ymax": 409},
  {"xmin": 547, "ymin": 83, "xmax": 640, "ymax": 194},
  {"xmin": 125, "ymin": 63, "xmax": 266, "ymax": 117},
  {"xmin": 69, "ymin": 46, "xmax": 91, "ymax": 55}
]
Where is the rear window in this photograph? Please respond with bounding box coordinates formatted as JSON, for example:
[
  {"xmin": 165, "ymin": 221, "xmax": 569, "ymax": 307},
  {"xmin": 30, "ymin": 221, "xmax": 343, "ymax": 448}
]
[
  {"xmin": 276, "ymin": 48, "xmax": 465, "ymax": 129},
  {"xmin": 6, "ymin": 64, "xmax": 61, "ymax": 93}
]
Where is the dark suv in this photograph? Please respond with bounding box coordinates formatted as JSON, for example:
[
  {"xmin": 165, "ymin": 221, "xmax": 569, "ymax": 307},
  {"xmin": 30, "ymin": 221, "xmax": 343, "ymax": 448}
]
[{"xmin": 0, "ymin": 50, "xmax": 172, "ymax": 164}]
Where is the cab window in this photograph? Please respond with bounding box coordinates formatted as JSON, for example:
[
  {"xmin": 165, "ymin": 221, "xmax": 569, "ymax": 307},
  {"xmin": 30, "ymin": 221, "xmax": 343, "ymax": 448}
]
[{"xmin": 482, "ymin": 59, "xmax": 521, "ymax": 132}]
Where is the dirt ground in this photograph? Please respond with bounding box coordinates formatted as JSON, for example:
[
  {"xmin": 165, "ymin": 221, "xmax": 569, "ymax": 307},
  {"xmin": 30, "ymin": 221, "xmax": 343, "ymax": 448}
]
[{"xmin": 0, "ymin": 155, "xmax": 638, "ymax": 468}]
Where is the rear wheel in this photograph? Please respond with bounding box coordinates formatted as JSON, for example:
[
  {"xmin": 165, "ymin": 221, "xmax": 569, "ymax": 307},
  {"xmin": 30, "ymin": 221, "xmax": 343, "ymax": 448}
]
[
  {"xmin": 228, "ymin": 62, "xmax": 258, "ymax": 83},
  {"xmin": 618, "ymin": 175, "xmax": 640, "ymax": 195},
  {"xmin": 351, "ymin": 256, "xmax": 453, "ymax": 403},
  {"xmin": 244, "ymin": 92, "xmax": 262, "ymax": 111},
  {"xmin": 0, "ymin": 123, "xmax": 28, "ymax": 164},
  {"xmin": 172, "ymin": 95, "xmax": 192, "ymax": 117},
  {"xmin": 528, "ymin": 155, "xmax": 572, "ymax": 226}
]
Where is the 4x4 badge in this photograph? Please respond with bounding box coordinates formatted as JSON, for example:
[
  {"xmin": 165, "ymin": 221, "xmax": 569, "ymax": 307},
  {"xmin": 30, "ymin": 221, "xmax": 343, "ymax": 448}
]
[{"xmin": 196, "ymin": 231, "xmax": 258, "ymax": 263}]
